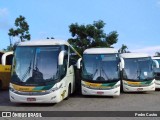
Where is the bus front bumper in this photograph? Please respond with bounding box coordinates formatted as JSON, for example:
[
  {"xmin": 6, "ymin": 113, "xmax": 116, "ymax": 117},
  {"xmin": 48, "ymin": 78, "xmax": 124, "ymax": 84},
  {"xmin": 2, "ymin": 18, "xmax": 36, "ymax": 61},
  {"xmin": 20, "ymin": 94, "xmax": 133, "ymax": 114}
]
[
  {"xmin": 123, "ymin": 81, "xmax": 155, "ymax": 92},
  {"xmin": 9, "ymin": 90, "xmax": 62, "ymax": 103},
  {"xmin": 82, "ymin": 86, "xmax": 120, "ymax": 96}
]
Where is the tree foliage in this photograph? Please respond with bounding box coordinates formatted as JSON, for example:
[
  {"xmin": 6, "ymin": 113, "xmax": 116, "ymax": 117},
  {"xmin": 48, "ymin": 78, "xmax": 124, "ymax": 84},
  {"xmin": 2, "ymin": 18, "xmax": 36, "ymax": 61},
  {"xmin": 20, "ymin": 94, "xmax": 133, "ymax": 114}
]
[
  {"xmin": 68, "ymin": 20, "xmax": 118, "ymax": 55},
  {"xmin": 155, "ymin": 52, "xmax": 160, "ymax": 56},
  {"xmin": 3, "ymin": 46, "xmax": 13, "ymax": 52},
  {"xmin": 118, "ymin": 44, "xmax": 130, "ymax": 53},
  {"xmin": 3, "ymin": 42, "xmax": 19, "ymax": 52},
  {"xmin": 8, "ymin": 15, "xmax": 31, "ymax": 42}
]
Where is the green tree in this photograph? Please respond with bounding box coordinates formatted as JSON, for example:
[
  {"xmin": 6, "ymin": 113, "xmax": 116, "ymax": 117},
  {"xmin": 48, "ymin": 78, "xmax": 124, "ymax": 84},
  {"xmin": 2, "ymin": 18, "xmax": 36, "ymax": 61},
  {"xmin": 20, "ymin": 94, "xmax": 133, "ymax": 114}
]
[
  {"xmin": 155, "ymin": 52, "xmax": 160, "ymax": 56},
  {"xmin": 3, "ymin": 42, "xmax": 19, "ymax": 51},
  {"xmin": 68, "ymin": 20, "xmax": 118, "ymax": 55},
  {"xmin": 8, "ymin": 15, "xmax": 31, "ymax": 42},
  {"xmin": 118, "ymin": 44, "xmax": 130, "ymax": 53},
  {"xmin": 3, "ymin": 46, "xmax": 13, "ymax": 52}
]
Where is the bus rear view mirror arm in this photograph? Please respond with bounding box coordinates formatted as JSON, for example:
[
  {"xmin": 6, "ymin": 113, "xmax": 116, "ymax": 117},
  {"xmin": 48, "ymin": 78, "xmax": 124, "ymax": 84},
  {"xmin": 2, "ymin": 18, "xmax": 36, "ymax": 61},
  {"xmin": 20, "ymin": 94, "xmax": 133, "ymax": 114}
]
[
  {"xmin": 77, "ymin": 58, "xmax": 82, "ymax": 69},
  {"xmin": 58, "ymin": 51, "xmax": 67, "ymax": 65},
  {"xmin": 120, "ymin": 57, "xmax": 125, "ymax": 70},
  {"xmin": 2, "ymin": 51, "xmax": 14, "ymax": 66},
  {"xmin": 153, "ymin": 60, "xmax": 159, "ymax": 68}
]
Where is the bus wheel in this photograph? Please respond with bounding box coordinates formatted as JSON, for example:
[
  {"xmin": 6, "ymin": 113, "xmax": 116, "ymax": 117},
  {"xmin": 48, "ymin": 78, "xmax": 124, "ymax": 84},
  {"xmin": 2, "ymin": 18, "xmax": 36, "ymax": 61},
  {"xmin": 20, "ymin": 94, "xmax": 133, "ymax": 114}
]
[
  {"xmin": 65, "ymin": 85, "xmax": 71, "ymax": 100},
  {"xmin": 0, "ymin": 81, "xmax": 2, "ymax": 90},
  {"xmin": 120, "ymin": 81, "xmax": 123, "ymax": 93}
]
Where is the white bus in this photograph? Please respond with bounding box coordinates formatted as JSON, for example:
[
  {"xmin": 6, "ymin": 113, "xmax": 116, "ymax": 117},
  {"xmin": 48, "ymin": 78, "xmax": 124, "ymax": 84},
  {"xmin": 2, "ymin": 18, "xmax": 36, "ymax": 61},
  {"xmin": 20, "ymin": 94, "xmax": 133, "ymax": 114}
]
[
  {"xmin": 120, "ymin": 53, "xmax": 155, "ymax": 92},
  {"xmin": 77, "ymin": 48, "xmax": 120, "ymax": 96},
  {"xmin": 152, "ymin": 56, "xmax": 160, "ymax": 89},
  {"xmin": 9, "ymin": 40, "xmax": 80, "ymax": 103}
]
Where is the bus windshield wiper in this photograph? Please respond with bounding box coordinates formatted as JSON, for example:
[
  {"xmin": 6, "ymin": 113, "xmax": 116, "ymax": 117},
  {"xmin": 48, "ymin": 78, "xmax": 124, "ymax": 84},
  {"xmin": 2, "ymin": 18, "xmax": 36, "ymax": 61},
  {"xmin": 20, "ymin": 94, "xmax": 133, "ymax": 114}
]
[
  {"xmin": 92, "ymin": 68, "xmax": 98, "ymax": 79},
  {"xmin": 137, "ymin": 69, "xmax": 142, "ymax": 80},
  {"xmin": 21, "ymin": 60, "xmax": 32, "ymax": 82},
  {"xmin": 101, "ymin": 67, "xmax": 109, "ymax": 80}
]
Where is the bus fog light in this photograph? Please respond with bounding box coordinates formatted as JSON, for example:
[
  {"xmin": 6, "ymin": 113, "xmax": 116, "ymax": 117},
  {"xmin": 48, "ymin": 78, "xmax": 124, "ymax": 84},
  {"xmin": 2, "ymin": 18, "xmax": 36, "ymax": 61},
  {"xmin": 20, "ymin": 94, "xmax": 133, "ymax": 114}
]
[
  {"xmin": 51, "ymin": 96, "xmax": 56, "ymax": 100},
  {"xmin": 114, "ymin": 91, "xmax": 118, "ymax": 93},
  {"xmin": 11, "ymin": 96, "xmax": 14, "ymax": 100},
  {"xmin": 83, "ymin": 90, "xmax": 87, "ymax": 93}
]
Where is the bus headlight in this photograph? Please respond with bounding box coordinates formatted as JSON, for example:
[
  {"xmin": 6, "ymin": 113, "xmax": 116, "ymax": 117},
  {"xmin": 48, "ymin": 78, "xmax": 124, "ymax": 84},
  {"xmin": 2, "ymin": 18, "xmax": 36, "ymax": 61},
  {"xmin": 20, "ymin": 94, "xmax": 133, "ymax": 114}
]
[
  {"xmin": 112, "ymin": 84, "xmax": 120, "ymax": 89},
  {"xmin": 9, "ymin": 84, "xmax": 16, "ymax": 93},
  {"xmin": 45, "ymin": 83, "xmax": 63, "ymax": 93},
  {"xmin": 149, "ymin": 81, "xmax": 154, "ymax": 86},
  {"xmin": 9, "ymin": 87, "xmax": 15, "ymax": 92},
  {"xmin": 46, "ymin": 87, "xmax": 59, "ymax": 93}
]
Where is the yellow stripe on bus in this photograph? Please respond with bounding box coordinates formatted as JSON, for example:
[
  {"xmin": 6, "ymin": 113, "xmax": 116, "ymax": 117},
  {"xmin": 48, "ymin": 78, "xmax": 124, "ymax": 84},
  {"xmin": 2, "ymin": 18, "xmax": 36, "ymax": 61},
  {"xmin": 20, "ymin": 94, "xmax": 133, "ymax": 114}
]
[
  {"xmin": 126, "ymin": 81, "xmax": 141, "ymax": 85},
  {"xmin": 12, "ymin": 83, "xmax": 36, "ymax": 92},
  {"xmin": 84, "ymin": 81, "xmax": 102, "ymax": 87}
]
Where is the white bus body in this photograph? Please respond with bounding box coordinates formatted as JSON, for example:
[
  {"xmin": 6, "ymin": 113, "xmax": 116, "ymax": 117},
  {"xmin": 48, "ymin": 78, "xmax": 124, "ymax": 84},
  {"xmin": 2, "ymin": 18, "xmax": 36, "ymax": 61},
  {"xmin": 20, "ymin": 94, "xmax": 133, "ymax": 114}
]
[
  {"xmin": 9, "ymin": 40, "xmax": 80, "ymax": 103},
  {"xmin": 77, "ymin": 48, "xmax": 120, "ymax": 96},
  {"xmin": 120, "ymin": 53, "xmax": 155, "ymax": 92},
  {"xmin": 152, "ymin": 57, "xmax": 160, "ymax": 89}
]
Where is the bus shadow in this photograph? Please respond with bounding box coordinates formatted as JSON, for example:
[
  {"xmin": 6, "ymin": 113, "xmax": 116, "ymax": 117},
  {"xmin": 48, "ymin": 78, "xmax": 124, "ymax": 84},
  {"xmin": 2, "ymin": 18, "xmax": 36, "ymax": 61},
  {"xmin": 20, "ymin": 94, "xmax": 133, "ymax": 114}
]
[
  {"xmin": 0, "ymin": 90, "xmax": 57, "ymax": 107},
  {"xmin": 121, "ymin": 91, "xmax": 151, "ymax": 94},
  {"xmin": 71, "ymin": 92, "xmax": 115, "ymax": 98},
  {"xmin": 13, "ymin": 103, "xmax": 56, "ymax": 107},
  {"xmin": 155, "ymin": 88, "xmax": 160, "ymax": 91}
]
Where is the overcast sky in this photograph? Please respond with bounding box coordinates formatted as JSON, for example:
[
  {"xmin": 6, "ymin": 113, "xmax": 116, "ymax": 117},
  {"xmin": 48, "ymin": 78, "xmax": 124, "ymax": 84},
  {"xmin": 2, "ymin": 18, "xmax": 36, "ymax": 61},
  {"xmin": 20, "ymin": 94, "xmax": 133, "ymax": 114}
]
[{"xmin": 0, "ymin": 0, "xmax": 160, "ymax": 55}]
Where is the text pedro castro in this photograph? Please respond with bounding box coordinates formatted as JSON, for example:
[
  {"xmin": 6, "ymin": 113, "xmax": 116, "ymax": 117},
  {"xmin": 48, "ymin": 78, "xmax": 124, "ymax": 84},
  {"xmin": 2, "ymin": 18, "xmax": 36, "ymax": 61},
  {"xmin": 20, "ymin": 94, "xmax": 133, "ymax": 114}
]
[{"xmin": 135, "ymin": 112, "xmax": 158, "ymax": 117}]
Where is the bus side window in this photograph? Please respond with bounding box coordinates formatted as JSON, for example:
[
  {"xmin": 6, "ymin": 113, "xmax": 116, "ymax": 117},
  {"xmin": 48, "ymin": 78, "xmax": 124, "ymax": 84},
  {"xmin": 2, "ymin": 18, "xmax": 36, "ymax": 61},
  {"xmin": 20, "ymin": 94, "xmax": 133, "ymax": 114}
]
[{"xmin": 6, "ymin": 55, "xmax": 13, "ymax": 65}]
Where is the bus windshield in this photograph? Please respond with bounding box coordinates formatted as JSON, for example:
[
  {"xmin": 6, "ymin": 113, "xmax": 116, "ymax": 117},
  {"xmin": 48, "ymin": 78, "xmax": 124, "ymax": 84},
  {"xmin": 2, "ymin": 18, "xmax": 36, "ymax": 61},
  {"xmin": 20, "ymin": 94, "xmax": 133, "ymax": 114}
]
[
  {"xmin": 123, "ymin": 57, "xmax": 154, "ymax": 81},
  {"xmin": 82, "ymin": 54, "xmax": 119, "ymax": 82},
  {"xmin": 11, "ymin": 46, "xmax": 60, "ymax": 86}
]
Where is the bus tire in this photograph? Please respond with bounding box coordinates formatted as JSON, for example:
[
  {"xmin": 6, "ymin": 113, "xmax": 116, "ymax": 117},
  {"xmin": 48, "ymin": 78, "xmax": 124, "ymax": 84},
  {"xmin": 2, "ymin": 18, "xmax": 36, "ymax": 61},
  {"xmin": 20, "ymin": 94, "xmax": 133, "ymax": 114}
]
[
  {"xmin": 0, "ymin": 81, "xmax": 2, "ymax": 90},
  {"xmin": 65, "ymin": 84, "xmax": 71, "ymax": 100},
  {"xmin": 120, "ymin": 80, "xmax": 124, "ymax": 93}
]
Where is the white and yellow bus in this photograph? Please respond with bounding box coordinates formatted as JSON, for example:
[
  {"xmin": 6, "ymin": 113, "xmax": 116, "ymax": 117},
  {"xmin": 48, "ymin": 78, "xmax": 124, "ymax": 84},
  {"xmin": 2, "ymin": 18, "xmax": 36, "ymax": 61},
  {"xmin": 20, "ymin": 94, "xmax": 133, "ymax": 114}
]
[
  {"xmin": 120, "ymin": 53, "xmax": 155, "ymax": 92},
  {"xmin": 77, "ymin": 48, "xmax": 120, "ymax": 96},
  {"xmin": 0, "ymin": 51, "xmax": 13, "ymax": 90},
  {"xmin": 9, "ymin": 40, "xmax": 80, "ymax": 103}
]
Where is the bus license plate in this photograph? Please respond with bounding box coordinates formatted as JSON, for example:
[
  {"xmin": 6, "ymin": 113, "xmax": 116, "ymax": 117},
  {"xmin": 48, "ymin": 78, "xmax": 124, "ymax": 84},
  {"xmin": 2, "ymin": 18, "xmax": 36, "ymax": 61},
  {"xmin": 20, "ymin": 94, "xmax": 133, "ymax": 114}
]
[
  {"xmin": 137, "ymin": 88, "xmax": 143, "ymax": 91},
  {"xmin": 97, "ymin": 91, "xmax": 104, "ymax": 95},
  {"xmin": 27, "ymin": 98, "xmax": 36, "ymax": 101}
]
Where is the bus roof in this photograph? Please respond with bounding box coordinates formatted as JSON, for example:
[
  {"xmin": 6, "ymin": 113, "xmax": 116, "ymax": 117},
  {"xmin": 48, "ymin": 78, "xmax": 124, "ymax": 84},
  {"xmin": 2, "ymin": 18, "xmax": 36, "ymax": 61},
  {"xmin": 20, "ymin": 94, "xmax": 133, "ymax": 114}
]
[
  {"xmin": 17, "ymin": 39, "xmax": 82, "ymax": 57},
  {"xmin": 120, "ymin": 53, "xmax": 150, "ymax": 58},
  {"xmin": 152, "ymin": 56, "xmax": 160, "ymax": 60},
  {"xmin": 18, "ymin": 39, "xmax": 70, "ymax": 46},
  {"xmin": 83, "ymin": 48, "xmax": 118, "ymax": 54}
]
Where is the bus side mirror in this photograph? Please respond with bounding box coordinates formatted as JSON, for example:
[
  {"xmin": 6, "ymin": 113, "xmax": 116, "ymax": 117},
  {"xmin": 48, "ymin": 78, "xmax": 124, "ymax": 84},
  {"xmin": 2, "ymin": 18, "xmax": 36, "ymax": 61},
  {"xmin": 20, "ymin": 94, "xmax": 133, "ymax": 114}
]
[
  {"xmin": 153, "ymin": 60, "xmax": 159, "ymax": 68},
  {"xmin": 58, "ymin": 51, "xmax": 67, "ymax": 65},
  {"xmin": 77, "ymin": 58, "xmax": 82, "ymax": 69},
  {"xmin": 2, "ymin": 51, "xmax": 13, "ymax": 65},
  {"xmin": 120, "ymin": 57, "xmax": 124, "ymax": 71}
]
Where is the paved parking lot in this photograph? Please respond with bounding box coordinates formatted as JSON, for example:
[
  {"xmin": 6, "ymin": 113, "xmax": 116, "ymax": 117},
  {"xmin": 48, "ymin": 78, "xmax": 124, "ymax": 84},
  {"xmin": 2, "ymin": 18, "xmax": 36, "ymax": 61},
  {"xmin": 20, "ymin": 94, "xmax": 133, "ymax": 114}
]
[{"xmin": 0, "ymin": 90, "xmax": 160, "ymax": 120}]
